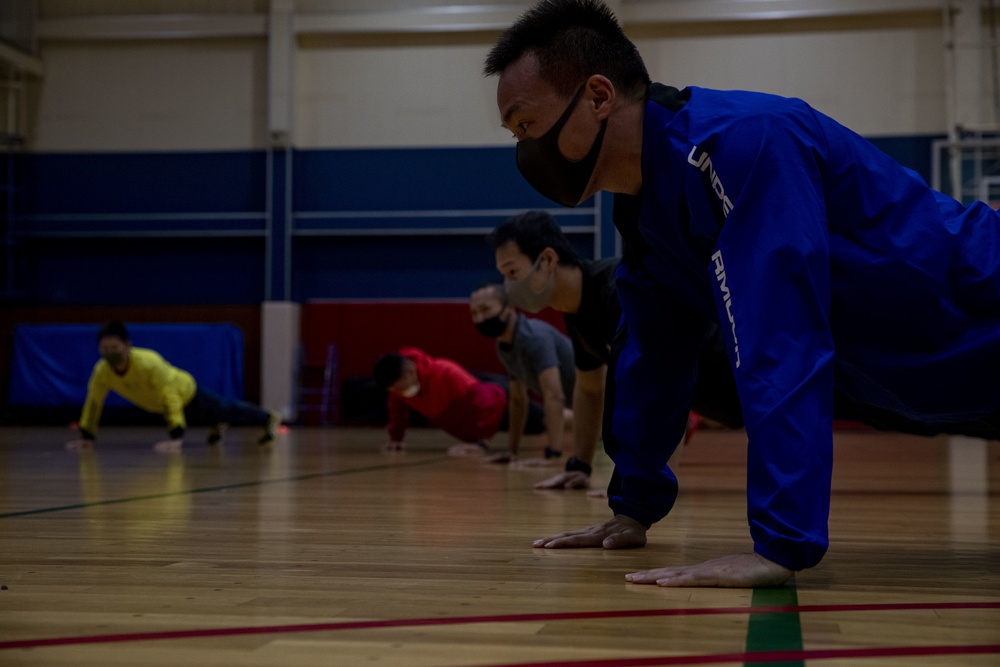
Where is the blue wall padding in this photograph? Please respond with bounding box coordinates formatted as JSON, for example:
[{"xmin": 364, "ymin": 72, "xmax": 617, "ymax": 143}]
[
  {"xmin": 8, "ymin": 323, "xmax": 244, "ymax": 407},
  {"xmin": 10, "ymin": 139, "xmax": 941, "ymax": 304}
]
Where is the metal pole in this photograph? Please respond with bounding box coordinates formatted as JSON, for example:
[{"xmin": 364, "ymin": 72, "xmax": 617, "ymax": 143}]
[{"xmin": 943, "ymin": 2, "xmax": 963, "ymax": 200}]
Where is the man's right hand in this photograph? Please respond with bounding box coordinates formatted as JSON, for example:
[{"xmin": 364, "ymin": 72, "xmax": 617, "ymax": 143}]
[
  {"xmin": 533, "ymin": 470, "xmax": 590, "ymax": 489},
  {"xmin": 65, "ymin": 439, "xmax": 94, "ymax": 451},
  {"xmin": 533, "ymin": 515, "xmax": 648, "ymax": 549}
]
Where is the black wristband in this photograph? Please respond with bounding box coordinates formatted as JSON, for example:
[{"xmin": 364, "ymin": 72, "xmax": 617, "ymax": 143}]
[
  {"xmin": 79, "ymin": 429, "xmax": 95, "ymax": 441},
  {"xmin": 564, "ymin": 456, "xmax": 592, "ymax": 476},
  {"xmin": 168, "ymin": 426, "xmax": 185, "ymax": 440}
]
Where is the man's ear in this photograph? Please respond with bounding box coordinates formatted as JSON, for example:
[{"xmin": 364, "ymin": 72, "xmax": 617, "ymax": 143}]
[
  {"xmin": 585, "ymin": 74, "xmax": 616, "ymax": 120},
  {"xmin": 540, "ymin": 246, "xmax": 562, "ymax": 271}
]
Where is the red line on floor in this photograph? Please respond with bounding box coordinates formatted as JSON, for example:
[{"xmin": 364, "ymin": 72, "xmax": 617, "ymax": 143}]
[
  {"xmin": 474, "ymin": 644, "xmax": 1000, "ymax": 666},
  {"xmin": 1, "ymin": 601, "xmax": 997, "ymax": 651}
]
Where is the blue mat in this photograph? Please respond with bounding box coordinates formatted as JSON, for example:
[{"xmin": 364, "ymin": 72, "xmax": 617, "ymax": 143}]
[{"xmin": 8, "ymin": 323, "xmax": 244, "ymax": 407}]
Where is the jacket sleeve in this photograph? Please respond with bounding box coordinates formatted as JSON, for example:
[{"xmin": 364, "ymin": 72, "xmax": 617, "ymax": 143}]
[
  {"xmin": 708, "ymin": 120, "xmax": 834, "ymax": 571},
  {"xmin": 147, "ymin": 355, "xmax": 188, "ymax": 430},
  {"xmin": 607, "ymin": 260, "xmax": 709, "ymax": 527},
  {"xmin": 386, "ymin": 392, "xmax": 409, "ymax": 442},
  {"xmin": 78, "ymin": 364, "xmax": 110, "ymax": 436}
]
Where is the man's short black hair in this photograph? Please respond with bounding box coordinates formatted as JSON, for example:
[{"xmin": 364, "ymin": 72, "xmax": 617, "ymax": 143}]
[
  {"xmin": 374, "ymin": 353, "xmax": 406, "ymax": 390},
  {"xmin": 486, "ymin": 210, "xmax": 581, "ymax": 267},
  {"xmin": 97, "ymin": 320, "xmax": 129, "ymax": 343},
  {"xmin": 473, "ymin": 282, "xmax": 510, "ymax": 307},
  {"xmin": 483, "ymin": 0, "xmax": 650, "ymax": 102}
]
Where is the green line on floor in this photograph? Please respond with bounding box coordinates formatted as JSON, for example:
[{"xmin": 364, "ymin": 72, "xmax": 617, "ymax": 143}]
[{"xmin": 745, "ymin": 580, "xmax": 805, "ymax": 667}]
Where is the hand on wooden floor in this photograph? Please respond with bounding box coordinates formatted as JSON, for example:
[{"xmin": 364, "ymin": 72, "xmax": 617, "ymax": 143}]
[
  {"xmin": 625, "ymin": 552, "xmax": 793, "ymax": 588},
  {"xmin": 533, "ymin": 515, "xmax": 647, "ymax": 549}
]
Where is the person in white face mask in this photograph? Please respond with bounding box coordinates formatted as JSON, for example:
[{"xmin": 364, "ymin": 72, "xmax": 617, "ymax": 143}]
[{"xmin": 486, "ymin": 211, "xmax": 738, "ymax": 492}]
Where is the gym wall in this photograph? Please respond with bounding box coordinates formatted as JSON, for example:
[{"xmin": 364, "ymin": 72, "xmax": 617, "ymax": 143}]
[
  {"xmin": 0, "ymin": 4, "xmax": 963, "ymax": 411},
  {"xmin": 15, "ymin": 13, "xmax": 950, "ymax": 303}
]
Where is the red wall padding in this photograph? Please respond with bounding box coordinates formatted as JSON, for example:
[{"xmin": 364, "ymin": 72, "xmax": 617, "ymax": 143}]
[{"xmin": 301, "ymin": 300, "xmax": 567, "ymax": 381}]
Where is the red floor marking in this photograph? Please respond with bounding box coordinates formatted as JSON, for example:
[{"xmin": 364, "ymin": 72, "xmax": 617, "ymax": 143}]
[
  {"xmin": 1, "ymin": 601, "xmax": 998, "ymax": 651},
  {"xmin": 475, "ymin": 644, "xmax": 1000, "ymax": 667}
]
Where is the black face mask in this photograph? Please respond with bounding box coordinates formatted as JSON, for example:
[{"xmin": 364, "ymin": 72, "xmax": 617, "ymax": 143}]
[
  {"xmin": 475, "ymin": 313, "xmax": 509, "ymax": 338},
  {"xmin": 515, "ymin": 83, "xmax": 608, "ymax": 208}
]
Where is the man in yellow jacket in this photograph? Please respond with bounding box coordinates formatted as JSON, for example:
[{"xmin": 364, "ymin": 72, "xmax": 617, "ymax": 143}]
[{"xmin": 66, "ymin": 321, "xmax": 280, "ymax": 452}]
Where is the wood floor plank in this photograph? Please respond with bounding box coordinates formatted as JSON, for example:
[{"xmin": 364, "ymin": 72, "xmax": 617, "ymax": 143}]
[{"xmin": 0, "ymin": 425, "xmax": 997, "ymax": 666}]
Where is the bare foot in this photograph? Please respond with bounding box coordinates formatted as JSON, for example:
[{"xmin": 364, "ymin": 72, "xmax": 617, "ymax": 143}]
[
  {"xmin": 152, "ymin": 439, "xmax": 183, "ymax": 453},
  {"xmin": 533, "ymin": 515, "xmax": 647, "ymax": 549},
  {"xmin": 65, "ymin": 439, "xmax": 93, "ymax": 451},
  {"xmin": 625, "ymin": 552, "xmax": 793, "ymax": 588},
  {"xmin": 533, "ymin": 470, "xmax": 589, "ymax": 489},
  {"xmin": 447, "ymin": 443, "xmax": 485, "ymax": 457}
]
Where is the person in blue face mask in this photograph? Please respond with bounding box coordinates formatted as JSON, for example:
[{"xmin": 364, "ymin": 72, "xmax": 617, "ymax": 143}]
[{"xmin": 485, "ymin": 0, "xmax": 1000, "ymax": 588}]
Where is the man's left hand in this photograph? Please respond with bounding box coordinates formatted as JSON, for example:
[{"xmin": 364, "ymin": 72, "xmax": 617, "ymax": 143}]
[
  {"xmin": 625, "ymin": 552, "xmax": 793, "ymax": 588},
  {"xmin": 533, "ymin": 470, "xmax": 589, "ymax": 489}
]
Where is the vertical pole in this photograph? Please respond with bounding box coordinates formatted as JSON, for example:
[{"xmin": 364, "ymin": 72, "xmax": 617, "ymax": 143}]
[
  {"xmin": 943, "ymin": 0, "xmax": 985, "ymax": 203},
  {"xmin": 265, "ymin": 144, "xmax": 274, "ymax": 301},
  {"xmin": 943, "ymin": 2, "xmax": 962, "ymax": 200},
  {"xmin": 267, "ymin": 0, "xmax": 295, "ymax": 301},
  {"xmin": 593, "ymin": 193, "xmax": 602, "ymax": 259},
  {"xmin": 261, "ymin": 300, "xmax": 301, "ymax": 420}
]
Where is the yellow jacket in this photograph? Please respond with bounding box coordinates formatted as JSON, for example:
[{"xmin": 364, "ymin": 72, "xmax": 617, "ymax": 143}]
[{"xmin": 78, "ymin": 347, "xmax": 197, "ymax": 435}]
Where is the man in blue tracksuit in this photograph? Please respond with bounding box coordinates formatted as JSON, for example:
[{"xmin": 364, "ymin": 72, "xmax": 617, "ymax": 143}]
[{"xmin": 485, "ymin": 0, "xmax": 1000, "ymax": 587}]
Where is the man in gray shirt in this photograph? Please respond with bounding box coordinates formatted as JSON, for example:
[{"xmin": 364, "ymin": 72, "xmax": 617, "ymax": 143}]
[{"xmin": 470, "ymin": 283, "xmax": 575, "ymax": 463}]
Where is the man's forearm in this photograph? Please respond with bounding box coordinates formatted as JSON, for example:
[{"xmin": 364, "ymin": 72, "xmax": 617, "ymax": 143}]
[
  {"xmin": 571, "ymin": 383, "xmax": 604, "ymax": 465},
  {"xmin": 542, "ymin": 394, "xmax": 565, "ymax": 452},
  {"xmin": 386, "ymin": 396, "xmax": 408, "ymax": 442},
  {"xmin": 507, "ymin": 394, "xmax": 528, "ymax": 455}
]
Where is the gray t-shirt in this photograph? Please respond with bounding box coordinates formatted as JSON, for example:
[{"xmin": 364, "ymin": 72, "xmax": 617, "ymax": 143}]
[{"xmin": 497, "ymin": 315, "xmax": 576, "ymax": 407}]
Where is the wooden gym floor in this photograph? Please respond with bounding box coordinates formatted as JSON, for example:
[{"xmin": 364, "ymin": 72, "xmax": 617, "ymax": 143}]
[{"xmin": 0, "ymin": 425, "xmax": 998, "ymax": 666}]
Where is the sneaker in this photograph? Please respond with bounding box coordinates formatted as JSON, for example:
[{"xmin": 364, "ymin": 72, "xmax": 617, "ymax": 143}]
[
  {"xmin": 207, "ymin": 422, "xmax": 228, "ymax": 445},
  {"xmin": 258, "ymin": 411, "xmax": 282, "ymax": 444}
]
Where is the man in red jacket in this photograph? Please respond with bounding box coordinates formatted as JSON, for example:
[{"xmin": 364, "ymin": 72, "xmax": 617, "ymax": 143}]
[{"xmin": 374, "ymin": 346, "xmax": 544, "ymax": 453}]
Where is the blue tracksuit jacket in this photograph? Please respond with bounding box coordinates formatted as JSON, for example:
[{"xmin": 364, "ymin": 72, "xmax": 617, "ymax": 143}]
[{"xmin": 609, "ymin": 84, "xmax": 1000, "ymax": 571}]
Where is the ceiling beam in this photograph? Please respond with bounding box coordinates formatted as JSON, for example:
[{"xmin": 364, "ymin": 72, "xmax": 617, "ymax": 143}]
[{"xmin": 36, "ymin": 1, "xmax": 948, "ymax": 40}]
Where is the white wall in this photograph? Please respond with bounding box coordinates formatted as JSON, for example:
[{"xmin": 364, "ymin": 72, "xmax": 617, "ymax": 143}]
[
  {"xmin": 635, "ymin": 28, "xmax": 947, "ymax": 136},
  {"xmin": 27, "ymin": 12, "xmax": 958, "ymax": 152},
  {"xmin": 295, "ymin": 37, "xmax": 506, "ymax": 148},
  {"xmin": 32, "ymin": 38, "xmax": 268, "ymax": 151}
]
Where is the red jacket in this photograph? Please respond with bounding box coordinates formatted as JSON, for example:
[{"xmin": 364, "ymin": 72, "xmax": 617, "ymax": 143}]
[{"xmin": 387, "ymin": 347, "xmax": 506, "ymax": 443}]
